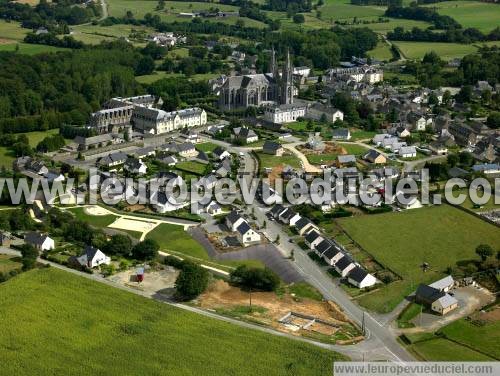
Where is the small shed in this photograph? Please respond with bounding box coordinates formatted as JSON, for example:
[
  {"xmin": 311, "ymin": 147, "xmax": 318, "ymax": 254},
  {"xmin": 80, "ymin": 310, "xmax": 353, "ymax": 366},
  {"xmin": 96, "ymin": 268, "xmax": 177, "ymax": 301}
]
[{"xmin": 136, "ymin": 267, "xmax": 145, "ymax": 282}]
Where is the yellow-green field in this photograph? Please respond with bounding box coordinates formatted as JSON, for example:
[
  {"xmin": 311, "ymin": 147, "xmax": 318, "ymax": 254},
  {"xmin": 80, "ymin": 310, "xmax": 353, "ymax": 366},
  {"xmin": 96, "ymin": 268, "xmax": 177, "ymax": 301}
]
[
  {"xmin": 393, "ymin": 41, "xmax": 500, "ymax": 61},
  {"xmin": 0, "ymin": 268, "xmax": 346, "ymax": 375}
]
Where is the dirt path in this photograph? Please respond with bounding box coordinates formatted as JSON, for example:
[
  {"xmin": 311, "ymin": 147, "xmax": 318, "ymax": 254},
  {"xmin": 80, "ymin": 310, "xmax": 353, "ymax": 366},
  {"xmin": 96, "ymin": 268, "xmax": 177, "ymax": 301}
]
[{"xmin": 282, "ymin": 143, "xmax": 322, "ymax": 173}]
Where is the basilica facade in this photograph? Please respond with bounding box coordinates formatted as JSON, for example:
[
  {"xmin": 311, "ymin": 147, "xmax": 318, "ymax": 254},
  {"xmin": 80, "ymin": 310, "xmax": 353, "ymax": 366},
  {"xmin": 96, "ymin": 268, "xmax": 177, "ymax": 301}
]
[{"xmin": 218, "ymin": 49, "xmax": 294, "ymax": 110}]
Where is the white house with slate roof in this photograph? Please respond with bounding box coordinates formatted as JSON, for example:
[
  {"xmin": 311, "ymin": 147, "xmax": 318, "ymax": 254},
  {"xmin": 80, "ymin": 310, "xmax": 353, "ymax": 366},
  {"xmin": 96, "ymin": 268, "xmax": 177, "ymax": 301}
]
[
  {"xmin": 77, "ymin": 246, "xmax": 110, "ymax": 268},
  {"xmin": 25, "ymin": 232, "xmax": 55, "ymax": 251},
  {"xmin": 236, "ymin": 221, "xmax": 261, "ymax": 246},
  {"xmin": 232, "ymin": 127, "xmax": 258, "ymax": 144},
  {"xmin": 348, "ymin": 267, "xmax": 377, "ymax": 289},
  {"xmin": 226, "ymin": 210, "xmax": 246, "ymax": 232}
]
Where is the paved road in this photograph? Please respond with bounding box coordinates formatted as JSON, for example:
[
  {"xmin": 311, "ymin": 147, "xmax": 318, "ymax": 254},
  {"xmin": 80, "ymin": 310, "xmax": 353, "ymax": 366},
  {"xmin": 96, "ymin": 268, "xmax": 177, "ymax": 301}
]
[{"xmin": 230, "ymin": 141, "xmax": 416, "ymax": 362}]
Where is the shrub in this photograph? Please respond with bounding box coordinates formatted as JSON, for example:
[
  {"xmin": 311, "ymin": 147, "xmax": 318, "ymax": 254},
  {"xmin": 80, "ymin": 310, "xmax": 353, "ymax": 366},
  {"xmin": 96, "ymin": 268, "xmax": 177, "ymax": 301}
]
[{"xmin": 174, "ymin": 261, "xmax": 210, "ymax": 301}]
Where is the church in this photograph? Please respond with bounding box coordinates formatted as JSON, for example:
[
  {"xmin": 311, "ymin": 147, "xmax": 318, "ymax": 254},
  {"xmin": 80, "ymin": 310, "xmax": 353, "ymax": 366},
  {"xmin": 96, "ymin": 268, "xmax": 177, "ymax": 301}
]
[{"xmin": 218, "ymin": 49, "xmax": 294, "ymax": 110}]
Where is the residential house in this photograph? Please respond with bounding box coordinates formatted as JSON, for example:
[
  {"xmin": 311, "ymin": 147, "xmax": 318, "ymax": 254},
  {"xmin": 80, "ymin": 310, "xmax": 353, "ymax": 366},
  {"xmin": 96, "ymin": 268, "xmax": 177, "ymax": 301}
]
[
  {"xmin": 294, "ymin": 217, "xmax": 318, "ymax": 236},
  {"xmin": 226, "ymin": 210, "xmax": 246, "ymax": 232},
  {"xmin": 338, "ymin": 155, "xmax": 356, "ymax": 166},
  {"xmin": 98, "ymin": 152, "xmax": 127, "ymax": 168},
  {"xmin": 262, "ymin": 141, "xmax": 284, "ymax": 156},
  {"xmin": 322, "ymin": 246, "xmax": 344, "ymax": 266},
  {"xmin": 347, "ymin": 267, "xmax": 377, "ymax": 289},
  {"xmin": 124, "ymin": 158, "xmax": 147, "ymax": 175},
  {"xmin": 177, "ymin": 143, "xmax": 197, "ymax": 158},
  {"xmin": 288, "ymin": 212, "xmax": 302, "ymax": 227},
  {"xmin": 179, "ymin": 128, "xmax": 201, "ymax": 143},
  {"xmin": 269, "ymin": 204, "xmax": 286, "ymax": 219},
  {"xmin": 472, "ymin": 163, "xmax": 500, "ymax": 175},
  {"xmin": 399, "ymin": 146, "xmax": 417, "ymax": 158},
  {"xmin": 305, "ymin": 103, "xmax": 344, "ymax": 123},
  {"xmin": 25, "ymin": 232, "xmax": 54, "ymax": 251},
  {"xmin": 133, "ymin": 146, "xmax": 156, "ymax": 159},
  {"xmin": 206, "ymin": 201, "xmax": 222, "ymax": 216},
  {"xmin": 26, "ymin": 160, "xmax": 48, "ymax": 175},
  {"xmin": 236, "ymin": 221, "xmax": 261, "ymax": 246},
  {"xmin": 304, "ymin": 230, "xmax": 323, "ymax": 249},
  {"xmin": 77, "ymin": 246, "xmax": 111, "ymax": 268},
  {"xmin": 334, "ymin": 256, "xmax": 356, "ymax": 277},
  {"xmin": 372, "ymin": 133, "xmax": 391, "ymax": 146},
  {"xmin": 429, "ymin": 141, "xmax": 448, "ymax": 155},
  {"xmin": 363, "ymin": 150, "xmax": 386, "ymax": 164},
  {"xmin": 233, "ymin": 127, "xmax": 258, "ymax": 144},
  {"xmin": 314, "ymin": 239, "xmax": 333, "ymax": 257},
  {"xmin": 278, "ymin": 207, "xmax": 296, "ymax": 224},
  {"xmin": 415, "ymin": 278, "xmax": 458, "ymax": 316},
  {"xmin": 158, "ymin": 155, "xmax": 178, "ymax": 166},
  {"xmin": 212, "ymin": 146, "xmax": 231, "ymax": 161},
  {"xmin": 331, "ymin": 128, "xmax": 351, "ymax": 141},
  {"xmin": 194, "ymin": 150, "xmax": 210, "ymax": 164},
  {"xmin": 449, "ymin": 122, "xmax": 478, "ymax": 147}
]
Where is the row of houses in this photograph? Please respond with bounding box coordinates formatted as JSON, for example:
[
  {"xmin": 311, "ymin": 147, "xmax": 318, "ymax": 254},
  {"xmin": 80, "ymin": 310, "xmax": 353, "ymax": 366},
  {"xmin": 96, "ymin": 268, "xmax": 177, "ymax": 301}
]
[{"xmin": 268, "ymin": 204, "xmax": 377, "ymax": 289}]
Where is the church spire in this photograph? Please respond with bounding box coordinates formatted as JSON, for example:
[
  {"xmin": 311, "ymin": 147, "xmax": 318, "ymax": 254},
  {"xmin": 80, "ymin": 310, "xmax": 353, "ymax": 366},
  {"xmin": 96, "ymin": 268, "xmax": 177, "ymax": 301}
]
[{"xmin": 269, "ymin": 46, "xmax": 277, "ymax": 76}]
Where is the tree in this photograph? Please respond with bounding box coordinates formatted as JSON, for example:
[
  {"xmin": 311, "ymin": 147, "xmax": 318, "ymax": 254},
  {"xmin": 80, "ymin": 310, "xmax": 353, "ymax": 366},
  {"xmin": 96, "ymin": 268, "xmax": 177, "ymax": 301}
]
[
  {"xmin": 230, "ymin": 266, "xmax": 280, "ymax": 292},
  {"xmin": 104, "ymin": 234, "xmax": 133, "ymax": 257},
  {"xmin": 459, "ymin": 151, "xmax": 473, "ymax": 167},
  {"xmin": 293, "ymin": 14, "xmax": 305, "ymax": 24},
  {"xmin": 486, "ymin": 112, "xmax": 500, "ymax": 129},
  {"xmin": 446, "ymin": 153, "xmax": 459, "ymax": 167},
  {"xmin": 476, "ymin": 244, "xmax": 493, "ymax": 261},
  {"xmin": 135, "ymin": 56, "xmax": 155, "ymax": 75},
  {"xmin": 20, "ymin": 244, "xmax": 38, "ymax": 271},
  {"xmin": 132, "ymin": 239, "xmax": 159, "ymax": 260},
  {"xmin": 174, "ymin": 261, "xmax": 209, "ymax": 300}
]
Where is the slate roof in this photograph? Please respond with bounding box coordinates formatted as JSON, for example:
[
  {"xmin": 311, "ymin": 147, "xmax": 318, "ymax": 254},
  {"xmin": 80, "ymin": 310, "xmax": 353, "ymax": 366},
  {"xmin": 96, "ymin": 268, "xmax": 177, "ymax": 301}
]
[
  {"xmin": 236, "ymin": 221, "xmax": 252, "ymax": 235},
  {"xmin": 315, "ymin": 239, "xmax": 333, "ymax": 254},
  {"xmin": 226, "ymin": 210, "xmax": 242, "ymax": 227},
  {"xmin": 305, "ymin": 230, "xmax": 321, "ymax": 244},
  {"xmin": 335, "ymin": 256, "xmax": 353, "ymax": 271},
  {"xmin": 294, "ymin": 217, "xmax": 313, "ymax": 231},
  {"xmin": 415, "ymin": 284, "xmax": 445, "ymax": 302},
  {"xmin": 347, "ymin": 266, "xmax": 368, "ymax": 283},
  {"xmin": 25, "ymin": 232, "xmax": 49, "ymax": 246}
]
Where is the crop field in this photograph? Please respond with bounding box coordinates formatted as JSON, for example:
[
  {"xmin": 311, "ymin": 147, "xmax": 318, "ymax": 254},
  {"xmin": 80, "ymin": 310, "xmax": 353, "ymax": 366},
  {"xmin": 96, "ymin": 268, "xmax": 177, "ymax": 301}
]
[
  {"xmin": 422, "ymin": 1, "xmax": 500, "ymax": 33},
  {"xmin": 338, "ymin": 205, "xmax": 500, "ymax": 312},
  {"xmin": 0, "ymin": 268, "xmax": 345, "ymax": 375}
]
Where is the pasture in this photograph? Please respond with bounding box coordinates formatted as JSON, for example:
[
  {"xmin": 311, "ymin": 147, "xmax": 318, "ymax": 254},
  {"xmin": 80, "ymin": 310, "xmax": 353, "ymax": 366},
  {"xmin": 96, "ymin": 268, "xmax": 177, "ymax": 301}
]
[
  {"xmin": 338, "ymin": 205, "xmax": 500, "ymax": 312},
  {"xmin": 0, "ymin": 255, "xmax": 21, "ymax": 274},
  {"xmin": 0, "ymin": 268, "xmax": 345, "ymax": 375},
  {"xmin": 393, "ymin": 41, "xmax": 482, "ymax": 61},
  {"xmin": 422, "ymin": 1, "xmax": 500, "ymax": 33}
]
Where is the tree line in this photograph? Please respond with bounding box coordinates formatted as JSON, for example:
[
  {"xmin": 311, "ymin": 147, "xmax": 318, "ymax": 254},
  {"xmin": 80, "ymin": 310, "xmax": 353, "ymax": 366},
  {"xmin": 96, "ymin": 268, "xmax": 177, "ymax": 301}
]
[
  {"xmin": 388, "ymin": 26, "xmax": 500, "ymax": 44},
  {"xmin": 385, "ymin": 5, "xmax": 461, "ymax": 29}
]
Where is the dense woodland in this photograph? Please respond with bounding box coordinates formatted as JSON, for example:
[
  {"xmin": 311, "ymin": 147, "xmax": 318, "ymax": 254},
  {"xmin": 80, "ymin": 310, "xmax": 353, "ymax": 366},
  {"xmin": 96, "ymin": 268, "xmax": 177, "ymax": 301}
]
[
  {"xmin": 0, "ymin": 0, "xmax": 101, "ymax": 32},
  {"xmin": 0, "ymin": 41, "xmax": 142, "ymax": 134},
  {"xmin": 385, "ymin": 5, "xmax": 461, "ymax": 29},
  {"xmin": 388, "ymin": 26, "xmax": 500, "ymax": 44}
]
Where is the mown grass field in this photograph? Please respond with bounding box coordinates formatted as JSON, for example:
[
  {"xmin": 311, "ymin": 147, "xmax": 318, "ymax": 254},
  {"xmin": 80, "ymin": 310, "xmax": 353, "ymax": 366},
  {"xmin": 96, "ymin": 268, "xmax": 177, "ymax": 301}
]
[
  {"xmin": 196, "ymin": 142, "xmax": 220, "ymax": 153},
  {"xmin": 146, "ymin": 223, "xmax": 208, "ymax": 259},
  {"xmin": 367, "ymin": 40, "xmax": 393, "ymax": 61},
  {"xmin": 0, "ymin": 268, "xmax": 346, "ymax": 375},
  {"xmin": 393, "ymin": 41, "xmax": 479, "ymax": 61},
  {"xmin": 422, "ymin": 1, "xmax": 500, "ymax": 33},
  {"xmin": 410, "ymin": 338, "xmax": 493, "ymax": 361},
  {"xmin": 71, "ymin": 24, "xmax": 154, "ymax": 45},
  {"xmin": 440, "ymin": 317, "xmax": 500, "ymax": 360},
  {"xmin": 0, "ymin": 20, "xmax": 29, "ymax": 41},
  {"xmin": 256, "ymin": 151, "xmax": 301, "ymax": 172},
  {"xmin": 176, "ymin": 160, "xmax": 207, "ymax": 175},
  {"xmin": 338, "ymin": 205, "xmax": 500, "ymax": 312},
  {"xmin": 67, "ymin": 207, "xmax": 119, "ymax": 228}
]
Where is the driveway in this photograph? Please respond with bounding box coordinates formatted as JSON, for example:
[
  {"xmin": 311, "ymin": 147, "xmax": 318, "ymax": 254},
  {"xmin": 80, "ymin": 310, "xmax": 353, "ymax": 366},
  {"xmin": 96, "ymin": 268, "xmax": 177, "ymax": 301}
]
[{"xmin": 282, "ymin": 142, "xmax": 322, "ymax": 173}]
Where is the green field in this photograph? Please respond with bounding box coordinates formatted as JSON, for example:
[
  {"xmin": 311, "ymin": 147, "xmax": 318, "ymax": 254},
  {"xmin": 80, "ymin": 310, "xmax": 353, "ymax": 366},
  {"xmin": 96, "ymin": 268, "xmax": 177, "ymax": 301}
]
[
  {"xmin": 440, "ymin": 317, "xmax": 500, "ymax": 360},
  {"xmin": 71, "ymin": 24, "xmax": 154, "ymax": 46},
  {"xmin": 146, "ymin": 223, "xmax": 208, "ymax": 259},
  {"xmin": 0, "ymin": 42, "xmax": 67, "ymax": 54},
  {"xmin": 410, "ymin": 338, "xmax": 493, "ymax": 361},
  {"xmin": 0, "ymin": 255, "xmax": 21, "ymax": 274},
  {"xmin": 307, "ymin": 144, "xmax": 368, "ymax": 165},
  {"xmin": 256, "ymin": 151, "xmax": 301, "ymax": 172},
  {"xmin": 393, "ymin": 41, "xmax": 499, "ymax": 61},
  {"xmin": 368, "ymin": 40, "xmax": 393, "ymax": 61},
  {"xmin": 106, "ymin": 0, "xmax": 266, "ymax": 28},
  {"xmin": 176, "ymin": 160, "xmax": 207, "ymax": 175},
  {"xmin": 0, "ymin": 268, "xmax": 345, "ymax": 375},
  {"xmin": 196, "ymin": 142, "xmax": 220, "ymax": 153},
  {"xmin": 67, "ymin": 207, "xmax": 118, "ymax": 228},
  {"xmin": 338, "ymin": 205, "xmax": 500, "ymax": 312},
  {"xmin": 422, "ymin": 1, "xmax": 500, "ymax": 33},
  {"xmin": 136, "ymin": 71, "xmax": 218, "ymax": 84},
  {"xmin": 0, "ymin": 20, "xmax": 29, "ymax": 41}
]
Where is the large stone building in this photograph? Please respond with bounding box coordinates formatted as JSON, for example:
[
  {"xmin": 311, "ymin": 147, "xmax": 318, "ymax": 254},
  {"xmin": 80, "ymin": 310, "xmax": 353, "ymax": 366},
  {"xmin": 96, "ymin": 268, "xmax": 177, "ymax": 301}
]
[
  {"xmin": 325, "ymin": 66, "xmax": 383, "ymax": 84},
  {"xmin": 218, "ymin": 49, "xmax": 295, "ymax": 110},
  {"xmin": 88, "ymin": 95, "xmax": 206, "ymax": 135}
]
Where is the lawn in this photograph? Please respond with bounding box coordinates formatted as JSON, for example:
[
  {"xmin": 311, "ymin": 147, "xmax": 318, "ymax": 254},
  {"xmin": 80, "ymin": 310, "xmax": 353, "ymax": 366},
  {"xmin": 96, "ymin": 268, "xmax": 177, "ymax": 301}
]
[
  {"xmin": 338, "ymin": 205, "xmax": 500, "ymax": 312},
  {"xmin": 146, "ymin": 223, "xmax": 208, "ymax": 259},
  {"xmin": 0, "ymin": 147, "xmax": 15, "ymax": 169},
  {"xmin": 0, "ymin": 268, "xmax": 346, "ymax": 375},
  {"xmin": 440, "ymin": 317, "xmax": 500, "ymax": 360},
  {"xmin": 255, "ymin": 151, "xmax": 301, "ymax": 172},
  {"xmin": 196, "ymin": 142, "xmax": 219, "ymax": 153},
  {"xmin": 393, "ymin": 41, "xmax": 482, "ymax": 61},
  {"xmin": 349, "ymin": 129, "xmax": 377, "ymax": 141},
  {"xmin": 307, "ymin": 143, "xmax": 368, "ymax": 165},
  {"xmin": 410, "ymin": 338, "xmax": 494, "ymax": 361},
  {"xmin": 176, "ymin": 160, "xmax": 207, "ymax": 175},
  {"xmin": 21, "ymin": 129, "xmax": 61, "ymax": 147},
  {"xmin": 397, "ymin": 303, "xmax": 422, "ymax": 328},
  {"xmin": 67, "ymin": 207, "xmax": 118, "ymax": 228},
  {"xmin": 0, "ymin": 255, "xmax": 21, "ymax": 274},
  {"xmin": 422, "ymin": 1, "xmax": 500, "ymax": 33}
]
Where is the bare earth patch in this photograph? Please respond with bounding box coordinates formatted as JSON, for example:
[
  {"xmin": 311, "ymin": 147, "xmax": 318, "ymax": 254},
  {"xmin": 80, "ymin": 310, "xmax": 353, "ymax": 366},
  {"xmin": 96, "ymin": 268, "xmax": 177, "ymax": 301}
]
[
  {"xmin": 197, "ymin": 280, "xmax": 363, "ymax": 343},
  {"xmin": 108, "ymin": 267, "xmax": 179, "ymax": 297}
]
